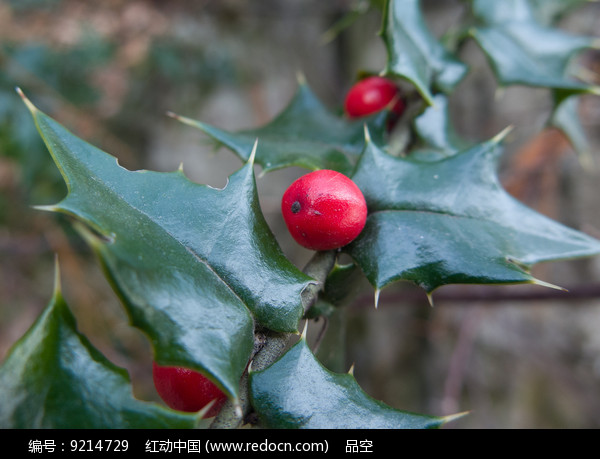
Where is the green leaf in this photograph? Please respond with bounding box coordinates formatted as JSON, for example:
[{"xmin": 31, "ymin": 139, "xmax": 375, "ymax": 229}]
[
  {"xmin": 380, "ymin": 0, "xmax": 468, "ymax": 104},
  {"xmin": 528, "ymin": 0, "xmax": 592, "ymax": 26},
  {"xmin": 250, "ymin": 337, "xmax": 455, "ymax": 428},
  {"xmin": 21, "ymin": 90, "xmax": 312, "ymax": 400},
  {"xmin": 0, "ymin": 266, "xmax": 199, "ymax": 429},
  {"xmin": 172, "ymin": 79, "xmax": 388, "ymax": 175},
  {"xmin": 551, "ymin": 93, "xmax": 595, "ymax": 169},
  {"xmin": 313, "ymin": 304, "xmax": 349, "ymax": 374},
  {"xmin": 321, "ymin": 0, "xmax": 371, "ymax": 44},
  {"xmin": 321, "ymin": 0, "xmax": 388, "ymax": 44},
  {"xmin": 471, "ymin": 0, "xmax": 540, "ymax": 23},
  {"xmin": 345, "ymin": 133, "xmax": 600, "ymax": 294},
  {"xmin": 470, "ymin": 0, "xmax": 598, "ymax": 93},
  {"xmin": 411, "ymin": 93, "xmax": 470, "ymax": 161},
  {"xmin": 321, "ymin": 262, "xmax": 364, "ymax": 308}
]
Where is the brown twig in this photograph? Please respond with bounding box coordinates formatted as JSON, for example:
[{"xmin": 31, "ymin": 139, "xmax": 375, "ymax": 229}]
[{"xmin": 209, "ymin": 250, "xmax": 337, "ymax": 429}]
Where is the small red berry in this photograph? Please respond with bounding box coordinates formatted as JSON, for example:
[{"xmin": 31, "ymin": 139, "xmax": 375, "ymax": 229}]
[
  {"xmin": 281, "ymin": 170, "xmax": 367, "ymax": 251},
  {"xmin": 344, "ymin": 76, "xmax": 405, "ymax": 119},
  {"xmin": 152, "ymin": 362, "xmax": 228, "ymax": 417}
]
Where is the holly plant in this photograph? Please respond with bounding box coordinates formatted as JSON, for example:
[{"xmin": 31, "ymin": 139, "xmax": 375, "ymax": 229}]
[{"xmin": 1, "ymin": 0, "xmax": 600, "ymax": 429}]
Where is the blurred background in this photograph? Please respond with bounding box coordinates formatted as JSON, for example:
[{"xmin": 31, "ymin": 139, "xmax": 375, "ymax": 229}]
[{"xmin": 1, "ymin": 0, "xmax": 600, "ymax": 428}]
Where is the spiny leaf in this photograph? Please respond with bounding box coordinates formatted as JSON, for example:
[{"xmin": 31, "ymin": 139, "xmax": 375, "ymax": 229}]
[
  {"xmin": 469, "ymin": 0, "xmax": 599, "ymax": 94},
  {"xmin": 0, "ymin": 262, "xmax": 200, "ymax": 429},
  {"xmin": 171, "ymin": 79, "xmax": 388, "ymax": 175},
  {"xmin": 380, "ymin": 0, "xmax": 468, "ymax": 105},
  {"xmin": 550, "ymin": 93, "xmax": 596, "ymax": 169},
  {"xmin": 410, "ymin": 93, "xmax": 471, "ymax": 161},
  {"xmin": 321, "ymin": 262, "xmax": 364, "ymax": 308},
  {"xmin": 345, "ymin": 133, "xmax": 600, "ymax": 293},
  {"xmin": 20, "ymin": 89, "xmax": 312, "ymax": 400},
  {"xmin": 529, "ymin": 0, "xmax": 595, "ymax": 25},
  {"xmin": 249, "ymin": 337, "xmax": 459, "ymax": 428}
]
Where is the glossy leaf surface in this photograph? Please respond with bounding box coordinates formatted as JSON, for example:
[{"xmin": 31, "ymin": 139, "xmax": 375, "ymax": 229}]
[
  {"xmin": 380, "ymin": 0, "xmax": 468, "ymax": 104},
  {"xmin": 470, "ymin": 0, "xmax": 597, "ymax": 93},
  {"xmin": 0, "ymin": 274, "xmax": 199, "ymax": 429},
  {"xmin": 174, "ymin": 81, "xmax": 387, "ymax": 175},
  {"xmin": 22, "ymin": 92, "xmax": 312, "ymax": 400},
  {"xmin": 250, "ymin": 338, "xmax": 454, "ymax": 428},
  {"xmin": 345, "ymin": 135, "xmax": 600, "ymax": 293}
]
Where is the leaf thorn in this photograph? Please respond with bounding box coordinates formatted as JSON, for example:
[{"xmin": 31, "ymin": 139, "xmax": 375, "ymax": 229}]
[
  {"xmin": 16, "ymin": 87, "xmax": 37, "ymax": 114},
  {"xmin": 53, "ymin": 254, "xmax": 62, "ymax": 297},
  {"xmin": 248, "ymin": 138, "xmax": 258, "ymax": 166},
  {"xmin": 531, "ymin": 278, "xmax": 568, "ymax": 292},
  {"xmin": 442, "ymin": 410, "xmax": 470, "ymax": 425},
  {"xmin": 296, "ymin": 71, "xmax": 307, "ymax": 86},
  {"xmin": 32, "ymin": 204, "xmax": 60, "ymax": 213},
  {"xmin": 492, "ymin": 125, "xmax": 514, "ymax": 144},
  {"xmin": 348, "ymin": 363, "xmax": 355, "ymax": 376},
  {"xmin": 300, "ymin": 320, "xmax": 309, "ymax": 340},
  {"xmin": 363, "ymin": 124, "xmax": 372, "ymax": 144},
  {"xmin": 374, "ymin": 288, "xmax": 380, "ymax": 309},
  {"xmin": 168, "ymin": 111, "xmax": 200, "ymax": 130},
  {"xmin": 426, "ymin": 292, "xmax": 435, "ymax": 307},
  {"xmin": 197, "ymin": 400, "xmax": 216, "ymax": 420}
]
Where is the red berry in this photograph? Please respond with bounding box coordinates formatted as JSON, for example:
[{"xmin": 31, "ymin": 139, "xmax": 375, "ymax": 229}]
[
  {"xmin": 344, "ymin": 76, "xmax": 405, "ymax": 119},
  {"xmin": 281, "ymin": 170, "xmax": 367, "ymax": 251},
  {"xmin": 152, "ymin": 362, "xmax": 227, "ymax": 418}
]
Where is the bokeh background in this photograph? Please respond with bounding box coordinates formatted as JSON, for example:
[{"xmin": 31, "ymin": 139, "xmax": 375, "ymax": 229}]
[{"xmin": 1, "ymin": 0, "xmax": 600, "ymax": 428}]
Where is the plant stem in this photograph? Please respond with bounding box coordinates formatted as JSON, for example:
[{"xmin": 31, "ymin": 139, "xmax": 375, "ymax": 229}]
[
  {"xmin": 301, "ymin": 250, "xmax": 338, "ymax": 313},
  {"xmin": 209, "ymin": 250, "xmax": 337, "ymax": 429}
]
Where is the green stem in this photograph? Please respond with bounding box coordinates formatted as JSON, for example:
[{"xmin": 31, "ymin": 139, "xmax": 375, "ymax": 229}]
[{"xmin": 209, "ymin": 250, "xmax": 337, "ymax": 429}]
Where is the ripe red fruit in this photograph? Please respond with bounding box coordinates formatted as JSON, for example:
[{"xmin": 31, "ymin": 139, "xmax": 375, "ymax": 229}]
[
  {"xmin": 281, "ymin": 169, "xmax": 368, "ymax": 251},
  {"xmin": 152, "ymin": 362, "xmax": 227, "ymax": 418},
  {"xmin": 344, "ymin": 75, "xmax": 405, "ymax": 119}
]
